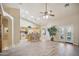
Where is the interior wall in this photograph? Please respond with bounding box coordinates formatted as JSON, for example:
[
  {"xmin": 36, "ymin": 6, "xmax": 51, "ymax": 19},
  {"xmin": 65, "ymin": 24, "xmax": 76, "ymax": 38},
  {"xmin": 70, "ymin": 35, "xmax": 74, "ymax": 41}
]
[
  {"xmin": 6, "ymin": 16, "xmax": 12, "ymax": 49},
  {"xmin": 14, "ymin": 16, "xmax": 20, "ymax": 45}
]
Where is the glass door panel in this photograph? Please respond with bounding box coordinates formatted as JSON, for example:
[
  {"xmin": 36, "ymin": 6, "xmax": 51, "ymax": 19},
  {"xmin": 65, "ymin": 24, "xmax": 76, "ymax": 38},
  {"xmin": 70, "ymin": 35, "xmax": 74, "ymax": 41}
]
[
  {"xmin": 66, "ymin": 26, "xmax": 73, "ymax": 43},
  {"xmin": 59, "ymin": 26, "xmax": 65, "ymax": 42}
]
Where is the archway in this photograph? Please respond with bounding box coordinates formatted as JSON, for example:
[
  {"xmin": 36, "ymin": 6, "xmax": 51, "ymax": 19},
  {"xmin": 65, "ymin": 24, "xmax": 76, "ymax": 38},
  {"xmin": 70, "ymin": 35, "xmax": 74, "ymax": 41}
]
[
  {"xmin": 2, "ymin": 16, "xmax": 12, "ymax": 50},
  {"xmin": 0, "ymin": 14, "xmax": 13, "ymax": 52}
]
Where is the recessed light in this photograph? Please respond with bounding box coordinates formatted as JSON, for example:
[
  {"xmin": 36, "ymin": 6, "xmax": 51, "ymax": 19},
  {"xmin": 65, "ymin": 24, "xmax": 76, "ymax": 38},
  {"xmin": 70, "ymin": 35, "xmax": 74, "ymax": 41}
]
[{"xmin": 31, "ymin": 16, "xmax": 34, "ymax": 18}]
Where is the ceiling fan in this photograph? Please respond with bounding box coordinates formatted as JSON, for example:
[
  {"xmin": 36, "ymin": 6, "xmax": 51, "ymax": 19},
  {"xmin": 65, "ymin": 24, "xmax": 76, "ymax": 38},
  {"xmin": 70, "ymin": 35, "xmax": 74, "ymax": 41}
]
[{"xmin": 40, "ymin": 3, "xmax": 55, "ymax": 17}]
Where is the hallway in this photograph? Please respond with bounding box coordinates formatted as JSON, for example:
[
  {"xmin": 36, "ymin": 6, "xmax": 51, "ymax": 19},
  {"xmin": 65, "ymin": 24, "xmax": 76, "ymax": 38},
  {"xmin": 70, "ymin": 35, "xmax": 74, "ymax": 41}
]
[{"xmin": 1, "ymin": 40, "xmax": 79, "ymax": 56}]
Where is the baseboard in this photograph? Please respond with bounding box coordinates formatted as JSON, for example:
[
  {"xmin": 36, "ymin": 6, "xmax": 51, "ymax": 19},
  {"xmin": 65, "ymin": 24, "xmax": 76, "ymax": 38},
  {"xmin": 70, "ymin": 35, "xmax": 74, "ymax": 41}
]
[
  {"xmin": 65, "ymin": 42, "xmax": 73, "ymax": 44},
  {"xmin": 53, "ymin": 40, "xmax": 65, "ymax": 43},
  {"xmin": 53, "ymin": 40, "xmax": 79, "ymax": 46}
]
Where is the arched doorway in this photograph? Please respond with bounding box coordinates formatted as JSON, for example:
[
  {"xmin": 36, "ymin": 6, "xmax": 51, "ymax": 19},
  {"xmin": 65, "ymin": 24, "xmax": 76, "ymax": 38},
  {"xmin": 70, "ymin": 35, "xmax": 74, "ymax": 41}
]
[
  {"xmin": 0, "ymin": 15, "xmax": 12, "ymax": 52},
  {"xmin": 0, "ymin": 4, "xmax": 13, "ymax": 52},
  {"xmin": 2, "ymin": 16, "xmax": 9, "ymax": 50},
  {"xmin": 2, "ymin": 16, "xmax": 12, "ymax": 51}
]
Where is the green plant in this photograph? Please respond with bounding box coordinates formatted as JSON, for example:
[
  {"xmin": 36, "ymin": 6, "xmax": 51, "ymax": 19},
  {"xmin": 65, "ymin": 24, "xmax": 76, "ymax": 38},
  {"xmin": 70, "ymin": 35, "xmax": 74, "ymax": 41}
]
[{"xmin": 48, "ymin": 26, "xmax": 57, "ymax": 41}]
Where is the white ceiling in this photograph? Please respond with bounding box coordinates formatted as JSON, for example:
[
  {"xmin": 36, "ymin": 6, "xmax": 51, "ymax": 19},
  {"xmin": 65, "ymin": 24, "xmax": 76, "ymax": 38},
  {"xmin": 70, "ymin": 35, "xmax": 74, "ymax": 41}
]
[{"xmin": 3, "ymin": 3, "xmax": 79, "ymax": 26}]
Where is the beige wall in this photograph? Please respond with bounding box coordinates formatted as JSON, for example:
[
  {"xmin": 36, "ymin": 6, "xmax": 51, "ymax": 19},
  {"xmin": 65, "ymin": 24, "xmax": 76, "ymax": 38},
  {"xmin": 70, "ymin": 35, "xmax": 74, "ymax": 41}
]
[{"xmin": 7, "ymin": 16, "xmax": 12, "ymax": 48}]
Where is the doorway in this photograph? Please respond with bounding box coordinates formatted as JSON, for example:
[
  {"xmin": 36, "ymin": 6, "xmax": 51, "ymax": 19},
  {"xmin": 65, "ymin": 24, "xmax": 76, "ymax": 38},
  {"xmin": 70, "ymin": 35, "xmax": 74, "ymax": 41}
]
[
  {"xmin": 2, "ymin": 17, "xmax": 9, "ymax": 50},
  {"xmin": 59, "ymin": 25, "xmax": 73, "ymax": 43}
]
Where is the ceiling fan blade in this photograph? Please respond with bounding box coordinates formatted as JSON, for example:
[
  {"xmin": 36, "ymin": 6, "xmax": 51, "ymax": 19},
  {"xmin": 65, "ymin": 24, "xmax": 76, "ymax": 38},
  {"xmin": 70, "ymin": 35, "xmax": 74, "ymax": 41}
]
[
  {"xmin": 49, "ymin": 14, "xmax": 55, "ymax": 16},
  {"xmin": 49, "ymin": 10, "xmax": 53, "ymax": 12}
]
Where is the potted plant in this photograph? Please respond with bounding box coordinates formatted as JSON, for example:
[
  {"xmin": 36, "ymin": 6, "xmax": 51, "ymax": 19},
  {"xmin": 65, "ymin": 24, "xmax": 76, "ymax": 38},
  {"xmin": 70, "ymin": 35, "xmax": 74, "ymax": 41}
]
[{"xmin": 48, "ymin": 26, "xmax": 57, "ymax": 41}]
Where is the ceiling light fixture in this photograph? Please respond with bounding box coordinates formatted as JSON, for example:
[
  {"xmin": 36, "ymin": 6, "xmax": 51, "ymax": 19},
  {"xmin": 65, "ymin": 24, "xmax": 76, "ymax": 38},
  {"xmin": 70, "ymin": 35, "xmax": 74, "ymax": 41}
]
[
  {"xmin": 43, "ymin": 15, "xmax": 48, "ymax": 19},
  {"xmin": 31, "ymin": 16, "xmax": 34, "ymax": 18},
  {"xmin": 40, "ymin": 3, "xmax": 55, "ymax": 19}
]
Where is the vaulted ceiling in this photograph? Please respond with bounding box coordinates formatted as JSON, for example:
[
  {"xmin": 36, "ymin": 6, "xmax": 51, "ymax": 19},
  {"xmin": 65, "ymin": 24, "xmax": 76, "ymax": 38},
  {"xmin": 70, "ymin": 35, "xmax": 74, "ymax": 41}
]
[{"xmin": 2, "ymin": 3, "xmax": 79, "ymax": 26}]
